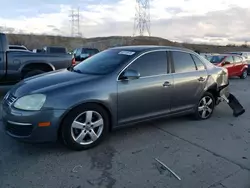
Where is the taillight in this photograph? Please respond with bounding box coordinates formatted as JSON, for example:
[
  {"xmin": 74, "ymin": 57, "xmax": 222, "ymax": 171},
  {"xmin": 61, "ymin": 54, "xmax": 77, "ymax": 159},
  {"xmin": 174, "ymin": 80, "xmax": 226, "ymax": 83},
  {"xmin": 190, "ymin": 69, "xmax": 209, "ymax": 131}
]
[{"xmin": 72, "ymin": 58, "xmax": 76, "ymax": 66}]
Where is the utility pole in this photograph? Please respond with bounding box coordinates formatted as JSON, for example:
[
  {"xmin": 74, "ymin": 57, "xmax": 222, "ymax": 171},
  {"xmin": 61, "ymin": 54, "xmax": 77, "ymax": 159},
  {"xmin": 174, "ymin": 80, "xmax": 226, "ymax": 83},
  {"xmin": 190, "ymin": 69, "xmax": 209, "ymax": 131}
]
[
  {"xmin": 133, "ymin": 0, "xmax": 151, "ymax": 36},
  {"xmin": 69, "ymin": 7, "xmax": 81, "ymax": 37}
]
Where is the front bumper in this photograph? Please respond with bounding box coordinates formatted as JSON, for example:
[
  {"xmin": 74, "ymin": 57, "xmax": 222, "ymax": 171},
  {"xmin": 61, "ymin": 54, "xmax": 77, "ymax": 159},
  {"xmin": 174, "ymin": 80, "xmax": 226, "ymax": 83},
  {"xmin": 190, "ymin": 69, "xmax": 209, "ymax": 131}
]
[{"xmin": 1, "ymin": 102, "xmax": 66, "ymax": 143}]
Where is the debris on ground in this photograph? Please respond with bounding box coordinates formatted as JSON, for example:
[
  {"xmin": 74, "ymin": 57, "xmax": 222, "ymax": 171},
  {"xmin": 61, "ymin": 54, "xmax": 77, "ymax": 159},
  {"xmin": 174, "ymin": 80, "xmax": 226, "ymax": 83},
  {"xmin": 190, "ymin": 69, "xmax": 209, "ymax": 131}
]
[
  {"xmin": 72, "ymin": 165, "xmax": 82, "ymax": 173},
  {"xmin": 154, "ymin": 158, "xmax": 181, "ymax": 181}
]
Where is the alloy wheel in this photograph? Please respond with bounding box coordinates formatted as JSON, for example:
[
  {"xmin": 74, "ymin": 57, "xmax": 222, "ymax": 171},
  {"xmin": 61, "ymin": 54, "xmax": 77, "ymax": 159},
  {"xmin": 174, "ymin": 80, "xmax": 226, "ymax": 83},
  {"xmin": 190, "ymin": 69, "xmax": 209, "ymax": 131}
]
[
  {"xmin": 243, "ymin": 70, "xmax": 247, "ymax": 78},
  {"xmin": 198, "ymin": 96, "xmax": 214, "ymax": 119},
  {"xmin": 71, "ymin": 110, "xmax": 104, "ymax": 145}
]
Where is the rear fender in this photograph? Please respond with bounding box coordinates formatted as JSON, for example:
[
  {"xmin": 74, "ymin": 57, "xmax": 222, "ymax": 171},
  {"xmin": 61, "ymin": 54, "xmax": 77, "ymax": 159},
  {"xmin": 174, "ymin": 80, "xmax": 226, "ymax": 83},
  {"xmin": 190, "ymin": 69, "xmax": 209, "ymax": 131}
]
[
  {"xmin": 241, "ymin": 64, "xmax": 248, "ymax": 72},
  {"xmin": 19, "ymin": 61, "xmax": 55, "ymax": 72},
  {"xmin": 204, "ymin": 74, "xmax": 229, "ymax": 100},
  {"xmin": 204, "ymin": 75, "xmax": 217, "ymax": 92}
]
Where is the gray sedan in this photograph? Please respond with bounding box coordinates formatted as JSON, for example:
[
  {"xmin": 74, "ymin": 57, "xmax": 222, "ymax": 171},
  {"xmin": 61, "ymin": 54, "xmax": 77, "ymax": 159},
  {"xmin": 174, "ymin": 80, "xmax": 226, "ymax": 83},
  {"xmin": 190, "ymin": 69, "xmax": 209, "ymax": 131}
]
[{"xmin": 1, "ymin": 46, "xmax": 229, "ymax": 150}]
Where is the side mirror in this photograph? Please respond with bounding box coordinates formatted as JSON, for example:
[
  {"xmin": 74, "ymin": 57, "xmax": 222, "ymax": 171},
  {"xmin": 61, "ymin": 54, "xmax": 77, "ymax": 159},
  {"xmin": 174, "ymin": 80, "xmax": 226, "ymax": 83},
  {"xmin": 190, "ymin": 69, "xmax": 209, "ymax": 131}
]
[
  {"xmin": 223, "ymin": 61, "xmax": 230, "ymax": 65},
  {"xmin": 120, "ymin": 69, "xmax": 140, "ymax": 80}
]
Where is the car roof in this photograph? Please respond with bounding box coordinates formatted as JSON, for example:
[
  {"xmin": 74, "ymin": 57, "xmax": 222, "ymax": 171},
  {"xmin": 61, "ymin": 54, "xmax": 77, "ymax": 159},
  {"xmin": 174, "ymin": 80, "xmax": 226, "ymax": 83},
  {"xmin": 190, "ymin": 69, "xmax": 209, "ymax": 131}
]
[
  {"xmin": 211, "ymin": 53, "xmax": 242, "ymax": 56},
  {"xmin": 7, "ymin": 49, "xmax": 32, "ymax": 52},
  {"xmin": 229, "ymin": 51, "xmax": 250, "ymax": 53},
  {"xmin": 109, "ymin": 45, "xmax": 195, "ymax": 53},
  {"xmin": 44, "ymin": 46, "xmax": 66, "ymax": 48},
  {"xmin": 220, "ymin": 53, "xmax": 243, "ymax": 56},
  {"xmin": 9, "ymin": 45, "xmax": 25, "ymax": 47},
  {"xmin": 81, "ymin": 47, "xmax": 99, "ymax": 49}
]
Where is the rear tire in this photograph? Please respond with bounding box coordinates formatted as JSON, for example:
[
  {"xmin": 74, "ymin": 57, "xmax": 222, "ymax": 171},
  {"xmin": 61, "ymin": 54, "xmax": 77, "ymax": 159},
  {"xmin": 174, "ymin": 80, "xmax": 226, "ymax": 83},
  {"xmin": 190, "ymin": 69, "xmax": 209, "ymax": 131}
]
[
  {"xmin": 193, "ymin": 92, "xmax": 215, "ymax": 120},
  {"xmin": 240, "ymin": 69, "xmax": 247, "ymax": 79},
  {"xmin": 60, "ymin": 104, "xmax": 110, "ymax": 151},
  {"xmin": 23, "ymin": 69, "xmax": 45, "ymax": 79}
]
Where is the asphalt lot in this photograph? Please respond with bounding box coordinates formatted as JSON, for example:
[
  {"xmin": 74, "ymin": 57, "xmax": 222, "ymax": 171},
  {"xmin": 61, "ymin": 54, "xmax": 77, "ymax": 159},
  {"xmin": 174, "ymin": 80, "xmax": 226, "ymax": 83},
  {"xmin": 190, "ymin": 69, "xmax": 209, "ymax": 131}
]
[{"xmin": 0, "ymin": 78, "xmax": 250, "ymax": 188}]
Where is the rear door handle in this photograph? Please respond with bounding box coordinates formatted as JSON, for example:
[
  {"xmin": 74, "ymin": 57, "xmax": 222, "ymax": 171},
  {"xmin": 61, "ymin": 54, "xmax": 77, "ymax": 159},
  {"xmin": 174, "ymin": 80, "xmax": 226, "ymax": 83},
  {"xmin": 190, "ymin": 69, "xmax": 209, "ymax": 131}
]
[
  {"xmin": 163, "ymin": 81, "xmax": 171, "ymax": 87},
  {"xmin": 198, "ymin": 77, "xmax": 205, "ymax": 82}
]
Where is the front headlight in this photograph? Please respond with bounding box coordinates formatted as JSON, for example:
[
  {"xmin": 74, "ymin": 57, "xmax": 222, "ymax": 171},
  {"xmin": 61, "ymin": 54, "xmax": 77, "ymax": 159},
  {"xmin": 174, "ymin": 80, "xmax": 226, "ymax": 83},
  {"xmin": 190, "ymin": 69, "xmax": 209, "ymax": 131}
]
[{"xmin": 13, "ymin": 94, "xmax": 46, "ymax": 111}]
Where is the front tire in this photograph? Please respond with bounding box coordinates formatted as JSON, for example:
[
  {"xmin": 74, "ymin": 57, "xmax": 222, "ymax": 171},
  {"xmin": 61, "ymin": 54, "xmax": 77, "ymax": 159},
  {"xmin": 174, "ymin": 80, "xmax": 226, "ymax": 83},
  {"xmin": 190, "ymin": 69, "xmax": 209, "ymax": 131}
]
[
  {"xmin": 61, "ymin": 104, "xmax": 109, "ymax": 151},
  {"xmin": 240, "ymin": 69, "xmax": 247, "ymax": 79},
  {"xmin": 193, "ymin": 92, "xmax": 215, "ymax": 120}
]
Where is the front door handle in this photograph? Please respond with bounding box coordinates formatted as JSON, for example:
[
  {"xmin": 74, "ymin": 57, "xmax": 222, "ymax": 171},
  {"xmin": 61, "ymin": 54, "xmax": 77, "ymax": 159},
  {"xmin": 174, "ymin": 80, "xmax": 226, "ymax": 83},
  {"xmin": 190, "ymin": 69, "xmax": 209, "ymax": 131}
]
[
  {"xmin": 163, "ymin": 81, "xmax": 171, "ymax": 87},
  {"xmin": 198, "ymin": 77, "xmax": 205, "ymax": 82}
]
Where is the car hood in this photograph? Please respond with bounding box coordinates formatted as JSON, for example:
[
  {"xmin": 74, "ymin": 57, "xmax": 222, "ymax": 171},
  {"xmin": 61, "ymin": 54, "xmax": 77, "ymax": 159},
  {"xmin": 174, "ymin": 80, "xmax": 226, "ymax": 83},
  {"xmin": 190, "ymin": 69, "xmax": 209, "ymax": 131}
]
[{"xmin": 10, "ymin": 69, "xmax": 101, "ymax": 97}]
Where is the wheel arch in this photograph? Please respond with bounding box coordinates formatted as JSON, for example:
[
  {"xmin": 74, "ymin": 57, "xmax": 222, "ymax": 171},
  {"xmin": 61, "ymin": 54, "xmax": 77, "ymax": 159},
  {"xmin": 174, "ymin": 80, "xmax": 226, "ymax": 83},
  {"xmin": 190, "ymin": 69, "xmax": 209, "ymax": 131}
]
[
  {"xmin": 20, "ymin": 62, "xmax": 55, "ymax": 74},
  {"xmin": 57, "ymin": 101, "xmax": 113, "ymax": 140},
  {"xmin": 204, "ymin": 82, "xmax": 219, "ymax": 100}
]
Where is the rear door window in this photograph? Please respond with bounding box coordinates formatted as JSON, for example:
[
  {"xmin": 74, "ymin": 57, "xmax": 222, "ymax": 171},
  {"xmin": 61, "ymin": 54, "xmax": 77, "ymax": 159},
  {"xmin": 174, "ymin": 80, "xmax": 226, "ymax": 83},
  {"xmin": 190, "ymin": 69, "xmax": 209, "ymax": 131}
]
[
  {"xmin": 171, "ymin": 51, "xmax": 196, "ymax": 73},
  {"xmin": 224, "ymin": 56, "xmax": 234, "ymax": 64},
  {"xmin": 233, "ymin": 56, "xmax": 241, "ymax": 63},
  {"xmin": 191, "ymin": 55, "xmax": 206, "ymax": 70}
]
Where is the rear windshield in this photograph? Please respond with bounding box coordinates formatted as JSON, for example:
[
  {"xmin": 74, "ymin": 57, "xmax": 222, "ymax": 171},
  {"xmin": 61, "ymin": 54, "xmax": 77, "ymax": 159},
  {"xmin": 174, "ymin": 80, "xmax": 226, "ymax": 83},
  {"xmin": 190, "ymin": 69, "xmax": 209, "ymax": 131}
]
[
  {"xmin": 72, "ymin": 49, "xmax": 138, "ymax": 75},
  {"xmin": 82, "ymin": 49, "xmax": 99, "ymax": 55},
  {"xmin": 46, "ymin": 47, "xmax": 67, "ymax": 54},
  {"xmin": 209, "ymin": 55, "xmax": 226, "ymax": 64}
]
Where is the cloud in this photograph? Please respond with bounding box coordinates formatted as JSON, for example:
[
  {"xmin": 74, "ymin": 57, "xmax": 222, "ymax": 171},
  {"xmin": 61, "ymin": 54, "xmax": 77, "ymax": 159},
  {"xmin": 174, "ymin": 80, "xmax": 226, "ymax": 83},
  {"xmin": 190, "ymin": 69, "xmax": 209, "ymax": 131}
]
[
  {"xmin": 0, "ymin": 0, "xmax": 250, "ymax": 44},
  {"xmin": 165, "ymin": 7, "xmax": 184, "ymax": 14}
]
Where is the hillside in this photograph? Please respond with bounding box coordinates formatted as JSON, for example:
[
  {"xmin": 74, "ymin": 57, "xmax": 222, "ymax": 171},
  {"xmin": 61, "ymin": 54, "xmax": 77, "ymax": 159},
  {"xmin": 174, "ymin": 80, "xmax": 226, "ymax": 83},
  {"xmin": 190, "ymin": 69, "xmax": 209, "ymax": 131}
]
[{"xmin": 6, "ymin": 33, "xmax": 250, "ymax": 53}]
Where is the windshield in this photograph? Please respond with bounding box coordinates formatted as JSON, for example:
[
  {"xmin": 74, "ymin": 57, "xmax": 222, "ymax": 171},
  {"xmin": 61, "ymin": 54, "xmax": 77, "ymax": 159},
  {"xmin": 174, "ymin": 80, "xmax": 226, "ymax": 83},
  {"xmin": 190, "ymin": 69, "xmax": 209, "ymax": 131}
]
[
  {"xmin": 209, "ymin": 55, "xmax": 226, "ymax": 64},
  {"xmin": 72, "ymin": 49, "xmax": 138, "ymax": 75}
]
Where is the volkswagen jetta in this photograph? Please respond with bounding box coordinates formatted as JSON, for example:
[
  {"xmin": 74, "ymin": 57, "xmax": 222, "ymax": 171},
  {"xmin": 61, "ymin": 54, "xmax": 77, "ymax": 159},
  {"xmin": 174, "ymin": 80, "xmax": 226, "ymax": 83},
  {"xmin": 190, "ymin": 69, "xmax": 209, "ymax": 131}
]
[{"xmin": 1, "ymin": 46, "xmax": 229, "ymax": 150}]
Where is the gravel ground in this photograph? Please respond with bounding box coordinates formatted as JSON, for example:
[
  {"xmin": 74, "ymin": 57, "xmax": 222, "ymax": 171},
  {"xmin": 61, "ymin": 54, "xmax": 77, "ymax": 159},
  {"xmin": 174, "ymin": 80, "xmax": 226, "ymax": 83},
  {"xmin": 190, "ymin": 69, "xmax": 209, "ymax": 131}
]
[{"xmin": 0, "ymin": 77, "xmax": 250, "ymax": 188}]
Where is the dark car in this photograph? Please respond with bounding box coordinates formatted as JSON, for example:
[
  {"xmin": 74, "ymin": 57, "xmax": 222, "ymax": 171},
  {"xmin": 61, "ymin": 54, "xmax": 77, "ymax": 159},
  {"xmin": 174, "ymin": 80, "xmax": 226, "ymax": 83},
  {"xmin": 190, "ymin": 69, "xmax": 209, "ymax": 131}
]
[
  {"xmin": 73, "ymin": 47, "xmax": 99, "ymax": 64},
  {"xmin": 209, "ymin": 54, "xmax": 248, "ymax": 79},
  {"xmin": 2, "ymin": 45, "xmax": 229, "ymax": 151}
]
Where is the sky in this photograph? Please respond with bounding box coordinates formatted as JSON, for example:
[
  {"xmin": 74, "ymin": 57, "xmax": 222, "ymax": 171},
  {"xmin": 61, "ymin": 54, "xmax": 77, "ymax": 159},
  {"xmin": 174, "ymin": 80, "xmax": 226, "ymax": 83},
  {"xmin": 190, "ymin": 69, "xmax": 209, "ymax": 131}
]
[{"xmin": 0, "ymin": 0, "xmax": 250, "ymax": 45}]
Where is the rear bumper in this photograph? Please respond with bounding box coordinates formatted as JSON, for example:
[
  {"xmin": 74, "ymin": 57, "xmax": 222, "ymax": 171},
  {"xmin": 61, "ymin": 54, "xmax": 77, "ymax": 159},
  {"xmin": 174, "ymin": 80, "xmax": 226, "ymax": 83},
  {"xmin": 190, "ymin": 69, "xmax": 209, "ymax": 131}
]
[{"xmin": 215, "ymin": 83, "xmax": 230, "ymax": 105}]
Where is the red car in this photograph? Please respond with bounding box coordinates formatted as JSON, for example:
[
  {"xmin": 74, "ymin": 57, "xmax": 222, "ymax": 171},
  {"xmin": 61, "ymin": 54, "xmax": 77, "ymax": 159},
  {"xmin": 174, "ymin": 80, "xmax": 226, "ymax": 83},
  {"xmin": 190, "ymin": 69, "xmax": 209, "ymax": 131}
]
[{"xmin": 209, "ymin": 54, "xmax": 248, "ymax": 79}]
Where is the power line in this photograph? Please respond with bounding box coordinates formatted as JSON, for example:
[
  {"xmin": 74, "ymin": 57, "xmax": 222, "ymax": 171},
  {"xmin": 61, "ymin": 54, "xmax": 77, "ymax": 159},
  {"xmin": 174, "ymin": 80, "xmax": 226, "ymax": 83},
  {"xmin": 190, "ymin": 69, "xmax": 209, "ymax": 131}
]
[
  {"xmin": 133, "ymin": 0, "xmax": 151, "ymax": 36},
  {"xmin": 69, "ymin": 7, "xmax": 82, "ymax": 37}
]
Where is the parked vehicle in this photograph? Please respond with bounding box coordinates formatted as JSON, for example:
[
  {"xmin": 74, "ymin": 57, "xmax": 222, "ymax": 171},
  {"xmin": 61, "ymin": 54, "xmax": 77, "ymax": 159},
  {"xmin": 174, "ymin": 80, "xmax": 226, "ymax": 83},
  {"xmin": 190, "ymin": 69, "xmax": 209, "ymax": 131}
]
[
  {"xmin": 227, "ymin": 51, "xmax": 250, "ymax": 75},
  {"xmin": 42, "ymin": 46, "xmax": 68, "ymax": 54},
  {"xmin": 200, "ymin": 53, "xmax": 220, "ymax": 61},
  {"xmin": 73, "ymin": 47, "xmax": 99, "ymax": 64},
  {"xmin": 32, "ymin": 49, "xmax": 43, "ymax": 53},
  {"xmin": 228, "ymin": 51, "xmax": 250, "ymax": 60},
  {"xmin": 209, "ymin": 54, "xmax": 248, "ymax": 79},
  {"xmin": 2, "ymin": 45, "xmax": 229, "ymax": 150},
  {"xmin": 0, "ymin": 33, "xmax": 73, "ymax": 84},
  {"xmin": 9, "ymin": 45, "xmax": 29, "ymax": 51}
]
